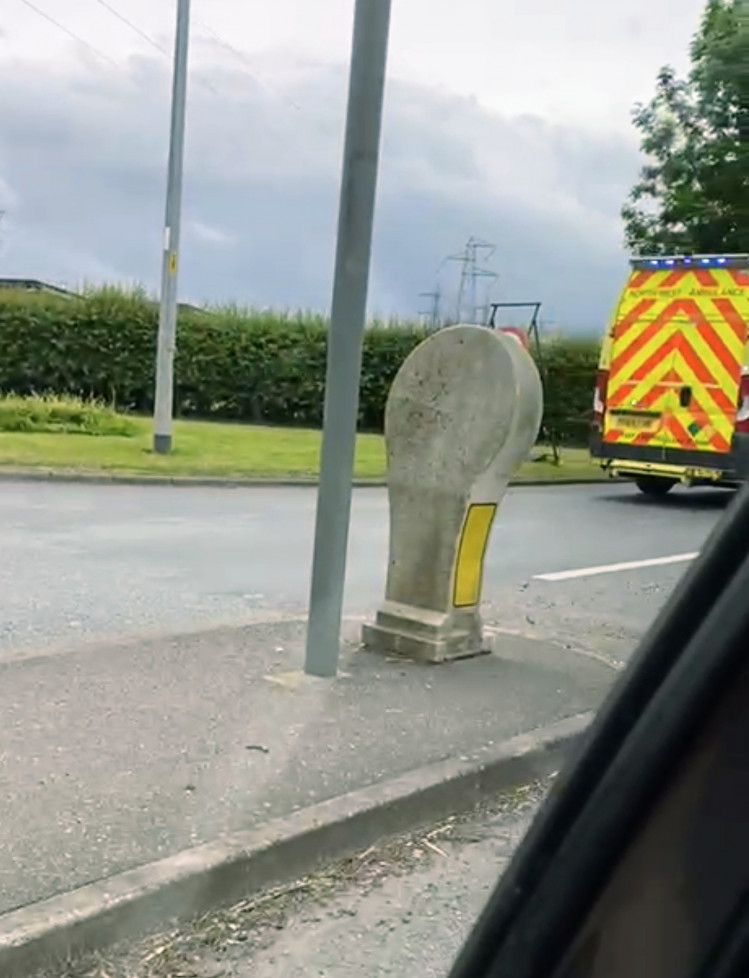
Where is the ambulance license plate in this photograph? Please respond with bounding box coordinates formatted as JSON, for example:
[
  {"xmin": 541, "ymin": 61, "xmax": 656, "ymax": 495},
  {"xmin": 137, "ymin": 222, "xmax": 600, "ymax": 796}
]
[{"xmin": 611, "ymin": 412, "xmax": 660, "ymax": 431}]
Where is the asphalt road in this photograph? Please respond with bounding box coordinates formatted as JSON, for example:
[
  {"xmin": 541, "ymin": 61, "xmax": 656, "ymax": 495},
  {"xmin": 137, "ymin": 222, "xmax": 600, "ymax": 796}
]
[{"xmin": 0, "ymin": 480, "xmax": 732, "ymax": 662}]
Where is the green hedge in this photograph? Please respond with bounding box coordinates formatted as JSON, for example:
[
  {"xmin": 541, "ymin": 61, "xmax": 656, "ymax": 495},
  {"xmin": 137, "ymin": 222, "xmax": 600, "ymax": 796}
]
[
  {"xmin": 536, "ymin": 337, "xmax": 601, "ymax": 447},
  {"xmin": 0, "ymin": 289, "xmax": 600, "ymax": 444}
]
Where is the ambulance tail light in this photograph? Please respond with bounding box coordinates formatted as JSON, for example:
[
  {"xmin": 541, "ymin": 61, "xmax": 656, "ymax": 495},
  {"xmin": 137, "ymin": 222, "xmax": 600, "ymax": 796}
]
[
  {"xmin": 736, "ymin": 371, "xmax": 749, "ymax": 434},
  {"xmin": 593, "ymin": 369, "xmax": 609, "ymax": 429}
]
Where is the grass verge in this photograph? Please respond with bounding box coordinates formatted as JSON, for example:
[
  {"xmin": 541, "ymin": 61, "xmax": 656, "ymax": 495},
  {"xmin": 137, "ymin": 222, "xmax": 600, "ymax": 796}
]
[{"xmin": 0, "ymin": 415, "xmax": 605, "ymax": 482}]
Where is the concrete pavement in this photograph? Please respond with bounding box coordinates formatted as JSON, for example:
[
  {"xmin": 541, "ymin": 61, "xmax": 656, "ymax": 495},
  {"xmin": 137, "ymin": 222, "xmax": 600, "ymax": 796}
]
[
  {"xmin": 58, "ymin": 779, "xmax": 549, "ymax": 978},
  {"xmin": 0, "ymin": 617, "xmax": 611, "ymax": 917}
]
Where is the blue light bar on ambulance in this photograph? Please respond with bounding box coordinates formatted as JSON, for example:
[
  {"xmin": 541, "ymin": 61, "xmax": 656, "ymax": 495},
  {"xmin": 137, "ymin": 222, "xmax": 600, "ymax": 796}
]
[{"xmin": 631, "ymin": 254, "xmax": 749, "ymax": 270}]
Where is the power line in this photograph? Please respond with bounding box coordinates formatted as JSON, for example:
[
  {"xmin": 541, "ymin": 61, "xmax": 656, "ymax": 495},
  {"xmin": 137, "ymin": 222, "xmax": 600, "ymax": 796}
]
[
  {"xmin": 92, "ymin": 0, "xmax": 168, "ymax": 56},
  {"xmin": 194, "ymin": 15, "xmax": 345, "ymax": 135},
  {"xmin": 90, "ymin": 0, "xmax": 222, "ymax": 96},
  {"xmin": 17, "ymin": 0, "xmax": 294, "ymax": 115},
  {"xmin": 88, "ymin": 6, "xmax": 325, "ymax": 131},
  {"xmin": 194, "ymin": 16, "xmax": 304, "ymax": 114},
  {"xmin": 192, "ymin": 15, "xmax": 340, "ymax": 150},
  {"xmin": 17, "ymin": 0, "xmax": 120, "ymax": 68}
]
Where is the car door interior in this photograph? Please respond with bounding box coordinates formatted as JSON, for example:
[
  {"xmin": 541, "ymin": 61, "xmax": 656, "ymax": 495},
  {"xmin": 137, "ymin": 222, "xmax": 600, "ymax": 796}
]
[{"xmin": 448, "ymin": 484, "xmax": 749, "ymax": 978}]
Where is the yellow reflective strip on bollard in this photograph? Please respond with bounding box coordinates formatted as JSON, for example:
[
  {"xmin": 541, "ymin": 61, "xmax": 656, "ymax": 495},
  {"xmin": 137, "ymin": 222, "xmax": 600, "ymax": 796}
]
[{"xmin": 453, "ymin": 503, "xmax": 497, "ymax": 608}]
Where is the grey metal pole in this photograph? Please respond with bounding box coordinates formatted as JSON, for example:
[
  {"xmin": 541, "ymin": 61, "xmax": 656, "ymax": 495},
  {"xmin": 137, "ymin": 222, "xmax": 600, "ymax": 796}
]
[
  {"xmin": 153, "ymin": 0, "xmax": 191, "ymax": 455},
  {"xmin": 304, "ymin": 0, "xmax": 393, "ymax": 677}
]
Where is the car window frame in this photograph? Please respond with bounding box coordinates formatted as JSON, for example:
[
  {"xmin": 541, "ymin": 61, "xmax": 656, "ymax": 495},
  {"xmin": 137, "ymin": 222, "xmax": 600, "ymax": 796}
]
[{"xmin": 449, "ymin": 484, "xmax": 749, "ymax": 978}]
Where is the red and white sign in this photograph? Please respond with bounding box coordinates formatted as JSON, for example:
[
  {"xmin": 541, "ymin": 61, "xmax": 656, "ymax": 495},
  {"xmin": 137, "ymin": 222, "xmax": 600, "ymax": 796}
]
[{"xmin": 499, "ymin": 327, "xmax": 530, "ymax": 351}]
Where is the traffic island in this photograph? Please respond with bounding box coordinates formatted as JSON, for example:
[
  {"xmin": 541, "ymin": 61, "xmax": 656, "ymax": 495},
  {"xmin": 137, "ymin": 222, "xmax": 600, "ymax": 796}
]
[{"xmin": 0, "ymin": 616, "xmax": 615, "ymax": 975}]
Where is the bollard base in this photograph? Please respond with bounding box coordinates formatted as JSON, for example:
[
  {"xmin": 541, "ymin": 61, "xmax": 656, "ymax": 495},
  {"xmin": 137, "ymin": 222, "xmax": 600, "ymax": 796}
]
[{"xmin": 361, "ymin": 601, "xmax": 490, "ymax": 664}]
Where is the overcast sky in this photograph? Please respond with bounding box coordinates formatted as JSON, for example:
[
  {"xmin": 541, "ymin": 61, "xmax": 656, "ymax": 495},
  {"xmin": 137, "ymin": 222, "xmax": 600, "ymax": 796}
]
[{"xmin": 0, "ymin": 0, "xmax": 706, "ymax": 330}]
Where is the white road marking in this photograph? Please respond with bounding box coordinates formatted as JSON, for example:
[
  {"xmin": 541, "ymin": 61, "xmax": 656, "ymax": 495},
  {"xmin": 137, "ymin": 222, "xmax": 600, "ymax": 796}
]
[
  {"xmin": 484, "ymin": 626, "xmax": 622, "ymax": 670},
  {"xmin": 534, "ymin": 552, "xmax": 699, "ymax": 582}
]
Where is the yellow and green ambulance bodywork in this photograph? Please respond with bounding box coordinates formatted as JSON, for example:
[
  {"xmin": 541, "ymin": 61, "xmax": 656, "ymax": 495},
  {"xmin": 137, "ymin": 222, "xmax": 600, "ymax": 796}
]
[{"xmin": 590, "ymin": 255, "xmax": 749, "ymax": 495}]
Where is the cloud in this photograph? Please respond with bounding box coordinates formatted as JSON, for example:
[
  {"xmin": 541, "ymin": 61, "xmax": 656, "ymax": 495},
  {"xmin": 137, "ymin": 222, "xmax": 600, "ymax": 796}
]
[
  {"xmin": 186, "ymin": 220, "xmax": 236, "ymax": 247},
  {"xmin": 4, "ymin": 0, "xmax": 706, "ymax": 132},
  {"xmin": 0, "ymin": 55, "xmax": 641, "ymax": 330}
]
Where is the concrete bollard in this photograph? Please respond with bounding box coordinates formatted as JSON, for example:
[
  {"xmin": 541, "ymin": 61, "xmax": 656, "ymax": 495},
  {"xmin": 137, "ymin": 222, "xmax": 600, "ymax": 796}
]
[{"xmin": 361, "ymin": 325, "xmax": 543, "ymax": 663}]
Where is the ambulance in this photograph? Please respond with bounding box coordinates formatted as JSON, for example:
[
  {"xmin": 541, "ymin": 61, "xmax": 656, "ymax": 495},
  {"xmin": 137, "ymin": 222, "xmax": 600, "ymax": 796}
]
[{"xmin": 590, "ymin": 254, "xmax": 749, "ymax": 495}]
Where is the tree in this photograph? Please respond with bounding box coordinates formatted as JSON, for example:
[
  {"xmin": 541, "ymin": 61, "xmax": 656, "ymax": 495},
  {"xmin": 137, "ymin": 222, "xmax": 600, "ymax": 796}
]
[{"xmin": 622, "ymin": 0, "xmax": 749, "ymax": 255}]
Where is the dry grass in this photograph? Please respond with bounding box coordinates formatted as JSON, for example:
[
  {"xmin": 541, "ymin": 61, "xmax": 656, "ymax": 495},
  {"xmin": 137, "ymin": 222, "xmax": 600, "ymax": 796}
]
[
  {"xmin": 0, "ymin": 394, "xmax": 137, "ymax": 437},
  {"xmin": 54, "ymin": 781, "xmax": 549, "ymax": 978}
]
